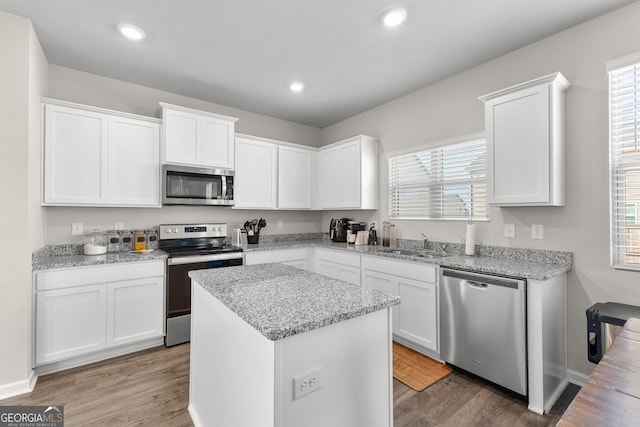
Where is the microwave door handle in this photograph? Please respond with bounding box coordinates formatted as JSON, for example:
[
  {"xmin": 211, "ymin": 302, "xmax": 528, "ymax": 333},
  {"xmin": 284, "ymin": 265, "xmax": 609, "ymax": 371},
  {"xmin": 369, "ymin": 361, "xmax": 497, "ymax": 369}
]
[{"xmin": 221, "ymin": 177, "xmax": 227, "ymax": 200}]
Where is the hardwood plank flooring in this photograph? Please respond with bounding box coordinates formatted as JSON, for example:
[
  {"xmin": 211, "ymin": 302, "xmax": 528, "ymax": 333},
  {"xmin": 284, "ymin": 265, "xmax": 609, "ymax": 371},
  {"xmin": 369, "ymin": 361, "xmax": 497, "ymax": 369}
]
[{"xmin": 1, "ymin": 344, "xmax": 579, "ymax": 426}]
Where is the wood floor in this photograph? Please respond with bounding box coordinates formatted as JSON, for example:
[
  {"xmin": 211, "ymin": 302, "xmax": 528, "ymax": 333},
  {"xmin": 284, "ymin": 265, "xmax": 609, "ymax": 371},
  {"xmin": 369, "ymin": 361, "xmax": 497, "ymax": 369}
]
[{"xmin": 1, "ymin": 344, "xmax": 578, "ymax": 426}]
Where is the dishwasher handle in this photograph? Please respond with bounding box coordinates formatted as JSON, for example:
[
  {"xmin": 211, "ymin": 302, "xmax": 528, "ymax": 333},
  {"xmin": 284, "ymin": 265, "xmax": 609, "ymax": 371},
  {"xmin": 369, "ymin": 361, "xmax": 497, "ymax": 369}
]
[
  {"xmin": 442, "ymin": 268, "xmax": 524, "ymax": 290},
  {"xmin": 466, "ymin": 281, "xmax": 488, "ymax": 289}
]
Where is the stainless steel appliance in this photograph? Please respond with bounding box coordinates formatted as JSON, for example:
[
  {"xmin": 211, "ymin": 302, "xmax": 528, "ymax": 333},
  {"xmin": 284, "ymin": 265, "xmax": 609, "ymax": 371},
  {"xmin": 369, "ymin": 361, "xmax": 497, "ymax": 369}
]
[
  {"xmin": 329, "ymin": 218, "xmax": 350, "ymax": 242},
  {"xmin": 160, "ymin": 223, "xmax": 244, "ymax": 346},
  {"xmin": 162, "ymin": 164, "xmax": 234, "ymax": 206},
  {"xmin": 440, "ymin": 268, "xmax": 527, "ymax": 396}
]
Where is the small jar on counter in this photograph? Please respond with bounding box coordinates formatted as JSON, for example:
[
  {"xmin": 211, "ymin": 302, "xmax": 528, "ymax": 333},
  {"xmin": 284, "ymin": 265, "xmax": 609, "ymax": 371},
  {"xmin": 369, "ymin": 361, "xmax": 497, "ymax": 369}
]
[
  {"xmin": 146, "ymin": 229, "xmax": 158, "ymax": 250},
  {"xmin": 134, "ymin": 230, "xmax": 147, "ymax": 251},
  {"xmin": 84, "ymin": 230, "xmax": 107, "ymax": 255},
  {"xmin": 120, "ymin": 230, "xmax": 133, "ymax": 252},
  {"xmin": 107, "ymin": 230, "xmax": 120, "ymax": 253}
]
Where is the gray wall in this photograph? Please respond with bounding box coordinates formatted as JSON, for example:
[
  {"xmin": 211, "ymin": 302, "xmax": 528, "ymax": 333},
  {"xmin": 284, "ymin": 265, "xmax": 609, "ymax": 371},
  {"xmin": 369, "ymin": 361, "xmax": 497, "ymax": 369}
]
[
  {"xmin": 44, "ymin": 65, "xmax": 324, "ymax": 244},
  {"xmin": 321, "ymin": 2, "xmax": 640, "ymax": 377},
  {"xmin": 0, "ymin": 10, "xmax": 47, "ymax": 389}
]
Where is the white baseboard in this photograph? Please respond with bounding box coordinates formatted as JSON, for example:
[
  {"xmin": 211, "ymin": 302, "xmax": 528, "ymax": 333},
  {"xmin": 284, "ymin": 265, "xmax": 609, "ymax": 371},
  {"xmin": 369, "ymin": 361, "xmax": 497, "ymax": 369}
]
[
  {"xmin": 0, "ymin": 369, "xmax": 38, "ymax": 400},
  {"xmin": 566, "ymin": 369, "xmax": 589, "ymax": 387},
  {"xmin": 35, "ymin": 337, "xmax": 164, "ymax": 376},
  {"xmin": 188, "ymin": 404, "xmax": 202, "ymax": 427}
]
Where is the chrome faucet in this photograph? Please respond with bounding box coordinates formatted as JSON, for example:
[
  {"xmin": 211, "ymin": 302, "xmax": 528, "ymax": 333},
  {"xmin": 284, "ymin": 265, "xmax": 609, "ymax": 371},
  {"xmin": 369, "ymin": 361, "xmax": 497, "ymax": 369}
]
[{"xmin": 421, "ymin": 233, "xmax": 429, "ymax": 250}]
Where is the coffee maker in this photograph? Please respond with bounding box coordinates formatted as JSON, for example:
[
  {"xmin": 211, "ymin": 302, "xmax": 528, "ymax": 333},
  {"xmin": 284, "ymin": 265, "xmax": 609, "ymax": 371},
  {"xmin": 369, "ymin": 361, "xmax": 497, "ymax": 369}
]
[{"xmin": 329, "ymin": 218, "xmax": 350, "ymax": 242}]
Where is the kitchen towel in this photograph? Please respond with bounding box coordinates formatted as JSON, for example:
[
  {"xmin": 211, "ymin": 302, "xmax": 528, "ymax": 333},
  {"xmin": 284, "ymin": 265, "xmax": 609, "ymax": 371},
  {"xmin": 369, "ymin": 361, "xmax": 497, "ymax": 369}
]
[{"xmin": 465, "ymin": 224, "xmax": 476, "ymax": 256}]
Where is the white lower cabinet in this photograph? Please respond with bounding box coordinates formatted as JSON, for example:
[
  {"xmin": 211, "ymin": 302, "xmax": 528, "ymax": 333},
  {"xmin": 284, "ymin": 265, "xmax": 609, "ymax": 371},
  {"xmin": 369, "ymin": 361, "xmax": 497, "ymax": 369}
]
[
  {"xmin": 362, "ymin": 256, "xmax": 439, "ymax": 356},
  {"xmin": 245, "ymin": 248, "xmax": 312, "ymax": 272},
  {"xmin": 35, "ymin": 261, "xmax": 165, "ymax": 366},
  {"xmin": 314, "ymin": 248, "xmax": 361, "ymax": 285}
]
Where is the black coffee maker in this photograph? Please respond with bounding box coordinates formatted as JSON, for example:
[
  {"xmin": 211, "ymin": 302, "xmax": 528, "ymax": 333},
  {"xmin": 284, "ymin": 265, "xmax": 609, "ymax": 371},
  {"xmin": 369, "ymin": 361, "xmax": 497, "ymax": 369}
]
[{"xmin": 329, "ymin": 218, "xmax": 350, "ymax": 242}]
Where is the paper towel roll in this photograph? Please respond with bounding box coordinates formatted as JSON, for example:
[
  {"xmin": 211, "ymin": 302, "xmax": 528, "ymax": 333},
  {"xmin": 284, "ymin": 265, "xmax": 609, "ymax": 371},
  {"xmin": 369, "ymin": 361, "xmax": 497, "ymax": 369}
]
[{"xmin": 465, "ymin": 224, "xmax": 476, "ymax": 256}]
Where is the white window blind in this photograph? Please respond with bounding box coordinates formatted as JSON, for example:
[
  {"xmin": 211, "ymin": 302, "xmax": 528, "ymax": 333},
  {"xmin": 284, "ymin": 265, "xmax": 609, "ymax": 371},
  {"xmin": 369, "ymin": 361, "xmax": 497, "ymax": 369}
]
[
  {"xmin": 388, "ymin": 137, "xmax": 488, "ymax": 220},
  {"xmin": 610, "ymin": 61, "xmax": 640, "ymax": 269}
]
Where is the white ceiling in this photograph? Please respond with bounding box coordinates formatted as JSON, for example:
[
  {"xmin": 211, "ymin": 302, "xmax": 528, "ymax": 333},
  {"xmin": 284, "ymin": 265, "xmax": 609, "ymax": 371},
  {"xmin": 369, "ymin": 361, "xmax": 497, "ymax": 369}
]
[{"xmin": 0, "ymin": 0, "xmax": 636, "ymax": 127}]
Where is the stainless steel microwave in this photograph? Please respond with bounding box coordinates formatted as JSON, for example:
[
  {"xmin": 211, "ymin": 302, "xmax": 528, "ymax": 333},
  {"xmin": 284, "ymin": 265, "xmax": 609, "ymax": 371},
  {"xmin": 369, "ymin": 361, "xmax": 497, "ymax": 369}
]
[{"xmin": 162, "ymin": 164, "xmax": 234, "ymax": 206}]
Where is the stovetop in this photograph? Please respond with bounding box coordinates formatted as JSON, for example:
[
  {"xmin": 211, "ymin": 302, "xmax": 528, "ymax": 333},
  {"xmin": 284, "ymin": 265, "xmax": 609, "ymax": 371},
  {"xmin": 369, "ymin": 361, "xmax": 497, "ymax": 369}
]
[{"xmin": 160, "ymin": 244, "xmax": 243, "ymax": 257}]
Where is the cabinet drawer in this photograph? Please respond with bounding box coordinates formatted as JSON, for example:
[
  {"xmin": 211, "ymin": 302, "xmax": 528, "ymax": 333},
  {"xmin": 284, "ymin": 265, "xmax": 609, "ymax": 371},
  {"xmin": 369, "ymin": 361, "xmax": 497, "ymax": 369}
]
[
  {"xmin": 315, "ymin": 248, "xmax": 360, "ymax": 268},
  {"xmin": 35, "ymin": 260, "xmax": 165, "ymax": 291},
  {"xmin": 245, "ymin": 248, "xmax": 310, "ymax": 265},
  {"xmin": 361, "ymin": 256, "xmax": 436, "ymax": 283}
]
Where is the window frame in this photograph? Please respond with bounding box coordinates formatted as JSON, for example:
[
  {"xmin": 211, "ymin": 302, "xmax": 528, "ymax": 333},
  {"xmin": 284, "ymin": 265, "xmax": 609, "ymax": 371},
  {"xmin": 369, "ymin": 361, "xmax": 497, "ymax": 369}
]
[{"xmin": 387, "ymin": 132, "xmax": 489, "ymax": 222}]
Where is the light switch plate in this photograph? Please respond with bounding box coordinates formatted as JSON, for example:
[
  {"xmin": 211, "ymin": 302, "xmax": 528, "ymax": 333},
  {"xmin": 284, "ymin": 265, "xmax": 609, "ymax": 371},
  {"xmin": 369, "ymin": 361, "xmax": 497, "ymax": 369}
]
[
  {"xmin": 532, "ymin": 224, "xmax": 544, "ymax": 240},
  {"xmin": 504, "ymin": 223, "xmax": 515, "ymax": 238},
  {"xmin": 277, "ymin": 220, "xmax": 283, "ymax": 229}
]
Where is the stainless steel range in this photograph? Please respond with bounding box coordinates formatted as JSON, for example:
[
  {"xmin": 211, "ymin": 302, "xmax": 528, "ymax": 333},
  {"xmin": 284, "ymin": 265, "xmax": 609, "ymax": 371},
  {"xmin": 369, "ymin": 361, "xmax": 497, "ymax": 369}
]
[{"xmin": 160, "ymin": 223, "xmax": 244, "ymax": 347}]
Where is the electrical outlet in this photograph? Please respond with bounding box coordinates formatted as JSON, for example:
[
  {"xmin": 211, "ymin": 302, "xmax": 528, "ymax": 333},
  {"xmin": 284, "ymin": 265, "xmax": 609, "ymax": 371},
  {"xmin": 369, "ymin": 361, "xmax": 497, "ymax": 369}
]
[
  {"xmin": 114, "ymin": 222, "xmax": 125, "ymax": 231},
  {"xmin": 293, "ymin": 368, "xmax": 322, "ymax": 400},
  {"xmin": 532, "ymin": 224, "xmax": 544, "ymax": 240},
  {"xmin": 504, "ymin": 223, "xmax": 515, "ymax": 238},
  {"xmin": 277, "ymin": 220, "xmax": 283, "ymax": 229},
  {"xmin": 71, "ymin": 222, "xmax": 83, "ymax": 235}
]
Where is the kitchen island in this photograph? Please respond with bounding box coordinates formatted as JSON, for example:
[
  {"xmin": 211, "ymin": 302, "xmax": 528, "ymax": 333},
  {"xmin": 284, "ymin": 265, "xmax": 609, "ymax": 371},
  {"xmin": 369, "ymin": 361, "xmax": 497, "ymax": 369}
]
[{"xmin": 188, "ymin": 263, "xmax": 400, "ymax": 427}]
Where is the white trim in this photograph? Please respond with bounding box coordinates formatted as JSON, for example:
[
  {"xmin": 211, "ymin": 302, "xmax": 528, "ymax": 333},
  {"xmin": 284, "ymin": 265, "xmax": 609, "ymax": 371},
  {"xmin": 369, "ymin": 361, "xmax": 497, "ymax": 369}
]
[
  {"xmin": 41, "ymin": 97, "xmax": 161, "ymax": 124},
  {"xmin": 478, "ymin": 72, "xmax": 569, "ymax": 102},
  {"xmin": 566, "ymin": 368, "xmax": 589, "ymax": 387},
  {"xmin": 606, "ymin": 51, "xmax": 640, "ymax": 72},
  {"xmin": 385, "ymin": 131, "xmax": 484, "ymax": 159},
  {"xmin": 235, "ymin": 133, "xmax": 317, "ymax": 151},
  {"xmin": 0, "ymin": 370, "xmax": 38, "ymax": 400},
  {"xmin": 157, "ymin": 102, "xmax": 238, "ymax": 122}
]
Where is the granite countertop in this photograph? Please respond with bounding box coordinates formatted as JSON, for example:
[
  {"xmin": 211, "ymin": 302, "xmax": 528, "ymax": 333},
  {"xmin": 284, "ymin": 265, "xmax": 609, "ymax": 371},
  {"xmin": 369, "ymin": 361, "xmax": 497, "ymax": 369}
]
[
  {"xmin": 33, "ymin": 245, "xmax": 167, "ymax": 270},
  {"xmin": 189, "ymin": 263, "xmax": 400, "ymax": 341},
  {"xmin": 244, "ymin": 239, "xmax": 572, "ymax": 281}
]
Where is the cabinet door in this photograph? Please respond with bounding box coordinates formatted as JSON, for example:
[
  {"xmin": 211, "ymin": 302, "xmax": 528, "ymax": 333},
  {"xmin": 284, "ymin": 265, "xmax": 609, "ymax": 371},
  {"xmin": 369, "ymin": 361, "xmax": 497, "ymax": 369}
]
[
  {"xmin": 317, "ymin": 260, "xmax": 339, "ymax": 280},
  {"xmin": 163, "ymin": 108, "xmax": 200, "ymax": 165},
  {"xmin": 234, "ymin": 138, "xmax": 278, "ymax": 208},
  {"xmin": 397, "ymin": 279, "xmax": 438, "ymax": 352},
  {"xmin": 108, "ymin": 116, "xmax": 160, "ymax": 206},
  {"xmin": 201, "ymin": 115, "xmax": 235, "ymax": 169},
  {"xmin": 36, "ymin": 285, "xmax": 107, "ymax": 364},
  {"xmin": 318, "ymin": 147, "xmax": 340, "ymax": 208},
  {"xmin": 337, "ymin": 265, "xmax": 361, "ymax": 286},
  {"xmin": 43, "ymin": 104, "xmax": 107, "ymax": 204},
  {"xmin": 107, "ymin": 277, "xmax": 164, "ymax": 347},
  {"xmin": 278, "ymin": 145, "xmax": 313, "ymax": 209},
  {"xmin": 338, "ymin": 140, "xmax": 362, "ymax": 208},
  {"xmin": 363, "ymin": 270, "xmax": 399, "ymax": 335}
]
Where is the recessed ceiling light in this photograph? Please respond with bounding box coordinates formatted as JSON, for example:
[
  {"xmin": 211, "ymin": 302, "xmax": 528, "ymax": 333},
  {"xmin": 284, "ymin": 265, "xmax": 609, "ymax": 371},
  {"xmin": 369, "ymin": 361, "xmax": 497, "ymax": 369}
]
[
  {"xmin": 289, "ymin": 82, "xmax": 305, "ymax": 92},
  {"xmin": 117, "ymin": 23, "xmax": 146, "ymax": 40},
  {"xmin": 382, "ymin": 7, "xmax": 407, "ymax": 27}
]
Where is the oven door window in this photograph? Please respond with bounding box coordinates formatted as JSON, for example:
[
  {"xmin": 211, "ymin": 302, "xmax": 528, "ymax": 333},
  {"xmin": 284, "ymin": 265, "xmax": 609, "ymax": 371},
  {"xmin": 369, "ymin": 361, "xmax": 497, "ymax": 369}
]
[
  {"xmin": 166, "ymin": 258, "xmax": 243, "ymax": 318},
  {"xmin": 166, "ymin": 170, "xmax": 223, "ymax": 200}
]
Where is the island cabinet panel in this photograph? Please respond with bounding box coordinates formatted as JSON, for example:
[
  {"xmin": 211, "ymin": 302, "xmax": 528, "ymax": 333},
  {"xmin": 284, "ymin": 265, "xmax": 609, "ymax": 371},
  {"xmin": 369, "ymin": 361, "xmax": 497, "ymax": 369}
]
[
  {"xmin": 314, "ymin": 248, "xmax": 360, "ymax": 285},
  {"xmin": 34, "ymin": 261, "xmax": 165, "ymax": 368},
  {"xmin": 362, "ymin": 255, "xmax": 439, "ymax": 357},
  {"xmin": 189, "ymin": 281, "xmax": 393, "ymax": 427}
]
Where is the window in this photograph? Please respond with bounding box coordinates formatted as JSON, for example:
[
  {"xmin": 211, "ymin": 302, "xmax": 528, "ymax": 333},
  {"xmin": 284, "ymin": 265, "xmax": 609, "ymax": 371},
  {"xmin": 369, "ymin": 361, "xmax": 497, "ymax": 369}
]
[
  {"xmin": 388, "ymin": 134, "xmax": 488, "ymax": 220},
  {"xmin": 609, "ymin": 54, "xmax": 640, "ymax": 269}
]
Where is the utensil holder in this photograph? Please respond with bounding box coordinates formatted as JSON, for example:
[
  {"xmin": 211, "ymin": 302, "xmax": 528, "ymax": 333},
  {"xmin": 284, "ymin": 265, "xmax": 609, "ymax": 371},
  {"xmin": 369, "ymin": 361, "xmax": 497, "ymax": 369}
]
[{"xmin": 247, "ymin": 235, "xmax": 259, "ymax": 245}]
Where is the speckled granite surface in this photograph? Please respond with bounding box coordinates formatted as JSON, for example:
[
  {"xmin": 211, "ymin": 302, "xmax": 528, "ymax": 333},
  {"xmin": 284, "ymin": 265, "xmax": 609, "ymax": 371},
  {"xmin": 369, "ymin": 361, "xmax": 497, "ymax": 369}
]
[
  {"xmin": 189, "ymin": 263, "xmax": 400, "ymax": 341},
  {"xmin": 245, "ymin": 238, "xmax": 572, "ymax": 281},
  {"xmin": 32, "ymin": 244, "xmax": 166, "ymax": 270}
]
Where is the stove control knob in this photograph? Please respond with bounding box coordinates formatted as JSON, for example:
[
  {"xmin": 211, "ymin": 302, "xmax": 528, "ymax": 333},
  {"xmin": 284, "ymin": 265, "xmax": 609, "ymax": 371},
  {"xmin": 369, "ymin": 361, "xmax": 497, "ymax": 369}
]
[
  {"xmin": 165, "ymin": 228, "xmax": 172, "ymax": 233},
  {"xmin": 173, "ymin": 228, "xmax": 179, "ymax": 233}
]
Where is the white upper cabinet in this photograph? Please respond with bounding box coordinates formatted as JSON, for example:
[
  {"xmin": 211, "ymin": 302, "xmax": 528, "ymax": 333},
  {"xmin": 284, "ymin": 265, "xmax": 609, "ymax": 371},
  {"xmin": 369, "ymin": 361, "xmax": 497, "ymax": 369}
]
[
  {"xmin": 42, "ymin": 98, "xmax": 161, "ymax": 207},
  {"xmin": 479, "ymin": 72, "xmax": 570, "ymax": 206},
  {"xmin": 234, "ymin": 135, "xmax": 278, "ymax": 209},
  {"xmin": 234, "ymin": 134, "xmax": 315, "ymax": 210},
  {"xmin": 158, "ymin": 102, "xmax": 237, "ymax": 169},
  {"xmin": 278, "ymin": 145, "xmax": 313, "ymax": 209},
  {"xmin": 318, "ymin": 135, "xmax": 378, "ymax": 209}
]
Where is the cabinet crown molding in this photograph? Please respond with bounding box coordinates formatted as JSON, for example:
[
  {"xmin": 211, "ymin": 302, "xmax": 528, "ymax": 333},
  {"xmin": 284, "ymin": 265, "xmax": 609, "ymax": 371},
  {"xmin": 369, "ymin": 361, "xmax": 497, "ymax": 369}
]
[
  {"xmin": 42, "ymin": 97, "xmax": 161, "ymax": 124},
  {"xmin": 156, "ymin": 102, "xmax": 239, "ymax": 122},
  {"xmin": 478, "ymin": 72, "xmax": 570, "ymax": 103}
]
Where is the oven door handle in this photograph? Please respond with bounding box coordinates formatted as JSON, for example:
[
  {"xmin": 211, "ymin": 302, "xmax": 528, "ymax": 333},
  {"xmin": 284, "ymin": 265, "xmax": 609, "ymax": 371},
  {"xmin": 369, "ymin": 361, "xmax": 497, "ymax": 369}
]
[{"xmin": 167, "ymin": 253, "xmax": 244, "ymax": 265}]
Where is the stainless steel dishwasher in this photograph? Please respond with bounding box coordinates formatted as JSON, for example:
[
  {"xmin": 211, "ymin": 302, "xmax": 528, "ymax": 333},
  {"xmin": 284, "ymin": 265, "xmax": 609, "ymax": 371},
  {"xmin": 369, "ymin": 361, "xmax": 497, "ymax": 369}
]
[{"xmin": 440, "ymin": 268, "xmax": 527, "ymax": 396}]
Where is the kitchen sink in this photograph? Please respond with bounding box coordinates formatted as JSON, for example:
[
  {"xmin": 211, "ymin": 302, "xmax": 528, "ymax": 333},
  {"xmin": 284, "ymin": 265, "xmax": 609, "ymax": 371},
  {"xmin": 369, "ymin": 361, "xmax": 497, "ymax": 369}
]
[{"xmin": 387, "ymin": 249, "xmax": 451, "ymax": 259}]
